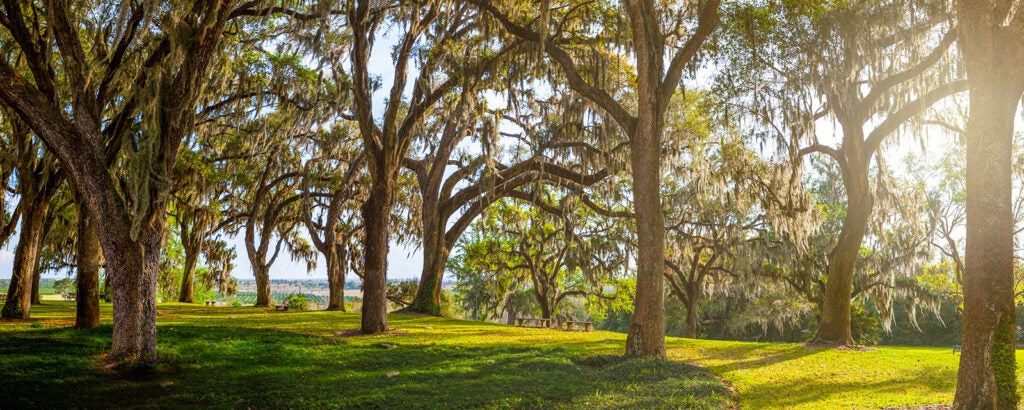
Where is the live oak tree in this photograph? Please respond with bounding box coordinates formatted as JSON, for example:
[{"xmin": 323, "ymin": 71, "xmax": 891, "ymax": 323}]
[
  {"xmin": 403, "ymin": 75, "xmax": 619, "ymax": 315},
  {"xmin": 0, "ymin": 0, "xmax": 310, "ymax": 362},
  {"xmin": 727, "ymin": 0, "xmax": 963, "ymax": 345},
  {"xmin": 0, "ymin": 111, "xmax": 61, "ymax": 319},
  {"xmin": 472, "ymin": 0, "xmax": 721, "ymax": 356},
  {"xmin": 301, "ymin": 126, "xmax": 366, "ymax": 311},
  {"xmin": 332, "ymin": 0, "xmax": 513, "ymax": 333}
]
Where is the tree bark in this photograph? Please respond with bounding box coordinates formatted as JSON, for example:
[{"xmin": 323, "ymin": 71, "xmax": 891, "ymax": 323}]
[
  {"xmin": 178, "ymin": 247, "xmax": 199, "ymax": 303},
  {"xmin": 31, "ymin": 265, "xmax": 41, "ymax": 305},
  {"xmin": 253, "ymin": 264, "xmax": 272, "ymax": 307},
  {"xmin": 1, "ymin": 193, "xmax": 50, "ymax": 319},
  {"xmin": 953, "ymin": 3, "xmax": 1024, "ymax": 407},
  {"xmin": 325, "ymin": 245, "xmax": 346, "ymax": 311},
  {"xmin": 407, "ymin": 197, "xmax": 446, "ymax": 315},
  {"xmin": 75, "ymin": 202, "xmax": 101, "ymax": 329},
  {"xmin": 684, "ymin": 284, "xmax": 699, "ymax": 339},
  {"xmin": 360, "ymin": 180, "xmax": 392, "ymax": 333},
  {"xmin": 812, "ymin": 158, "xmax": 871, "ymax": 346}
]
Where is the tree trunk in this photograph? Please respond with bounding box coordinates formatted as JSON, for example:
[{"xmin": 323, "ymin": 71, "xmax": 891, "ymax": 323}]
[
  {"xmin": 325, "ymin": 246, "xmax": 346, "ymax": 311},
  {"xmin": 624, "ymin": 104, "xmax": 667, "ymax": 358},
  {"xmin": 254, "ymin": 264, "xmax": 272, "ymax": 307},
  {"xmin": 31, "ymin": 266, "xmax": 41, "ymax": 305},
  {"xmin": 1, "ymin": 196, "xmax": 49, "ymax": 319},
  {"xmin": 75, "ymin": 203, "xmax": 101, "ymax": 329},
  {"xmin": 812, "ymin": 160, "xmax": 872, "ymax": 346},
  {"xmin": 360, "ymin": 180, "xmax": 392, "ymax": 334},
  {"xmin": 107, "ymin": 228, "xmax": 158, "ymax": 363},
  {"xmin": 407, "ymin": 203, "xmax": 446, "ymax": 315},
  {"xmin": 684, "ymin": 285, "xmax": 699, "ymax": 339},
  {"xmin": 954, "ymin": 74, "xmax": 1021, "ymax": 410},
  {"xmin": 178, "ymin": 247, "xmax": 199, "ymax": 303}
]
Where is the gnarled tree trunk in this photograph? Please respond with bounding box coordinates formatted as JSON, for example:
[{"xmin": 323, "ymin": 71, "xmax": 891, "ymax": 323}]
[
  {"xmin": 407, "ymin": 196, "xmax": 446, "ymax": 315},
  {"xmin": 178, "ymin": 249, "xmax": 199, "ymax": 303}
]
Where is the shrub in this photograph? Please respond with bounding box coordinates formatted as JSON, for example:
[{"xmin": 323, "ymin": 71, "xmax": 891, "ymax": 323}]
[
  {"xmin": 851, "ymin": 302, "xmax": 881, "ymax": 346},
  {"xmin": 285, "ymin": 293, "xmax": 309, "ymax": 311}
]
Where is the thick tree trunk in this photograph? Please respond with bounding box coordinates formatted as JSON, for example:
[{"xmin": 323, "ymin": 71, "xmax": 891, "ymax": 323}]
[
  {"xmin": 178, "ymin": 248, "xmax": 199, "ymax": 303},
  {"xmin": 325, "ymin": 247, "xmax": 346, "ymax": 311},
  {"xmin": 953, "ymin": 3, "xmax": 1024, "ymax": 407},
  {"xmin": 253, "ymin": 264, "xmax": 272, "ymax": 307},
  {"xmin": 407, "ymin": 203, "xmax": 446, "ymax": 315},
  {"xmin": 954, "ymin": 81, "xmax": 1020, "ymax": 410},
  {"xmin": 812, "ymin": 160, "xmax": 871, "ymax": 346},
  {"xmin": 1, "ymin": 196, "xmax": 49, "ymax": 319},
  {"xmin": 360, "ymin": 181, "xmax": 392, "ymax": 334},
  {"xmin": 107, "ymin": 229, "xmax": 158, "ymax": 363},
  {"xmin": 75, "ymin": 203, "xmax": 101, "ymax": 329}
]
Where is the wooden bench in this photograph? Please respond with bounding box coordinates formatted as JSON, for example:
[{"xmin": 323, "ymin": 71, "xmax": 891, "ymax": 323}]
[
  {"xmin": 275, "ymin": 304, "xmax": 289, "ymax": 311},
  {"xmin": 62, "ymin": 293, "xmax": 76, "ymax": 301},
  {"xmin": 0, "ymin": 293, "xmax": 5, "ymax": 301},
  {"xmin": 563, "ymin": 321, "xmax": 594, "ymax": 332},
  {"xmin": 516, "ymin": 317, "xmax": 549, "ymax": 328},
  {"xmin": 205, "ymin": 301, "xmax": 216, "ymax": 306},
  {"xmin": 954, "ymin": 344, "xmax": 961, "ymax": 353}
]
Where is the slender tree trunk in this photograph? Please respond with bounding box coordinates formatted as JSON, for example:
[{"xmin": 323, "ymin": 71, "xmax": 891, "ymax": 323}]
[
  {"xmin": 1, "ymin": 196, "xmax": 49, "ymax": 319},
  {"xmin": 360, "ymin": 180, "xmax": 392, "ymax": 334},
  {"xmin": 684, "ymin": 285, "xmax": 699, "ymax": 339},
  {"xmin": 813, "ymin": 160, "xmax": 871, "ymax": 346},
  {"xmin": 407, "ymin": 203, "xmax": 446, "ymax": 315},
  {"xmin": 178, "ymin": 248, "xmax": 199, "ymax": 303},
  {"xmin": 624, "ymin": 110, "xmax": 667, "ymax": 358},
  {"xmin": 31, "ymin": 266, "xmax": 41, "ymax": 305},
  {"xmin": 75, "ymin": 203, "xmax": 101, "ymax": 329},
  {"xmin": 254, "ymin": 264, "xmax": 272, "ymax": 307},
  {"xmin": 954, "ymin": 81, "xmax": 1020, "ymax": 410},
  {"xmin": 325, "ymin": 246, "xmax": 346, "ymax": 311}
]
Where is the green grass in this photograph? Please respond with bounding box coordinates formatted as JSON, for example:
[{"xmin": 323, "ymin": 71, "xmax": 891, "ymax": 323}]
[
  {"xmin": 0, "ymin": 303, "xmax": 728, "ymax": 409},
  {"xmin": 3, "ymin": 303, "xmax": 1022, "ymax": 409}
]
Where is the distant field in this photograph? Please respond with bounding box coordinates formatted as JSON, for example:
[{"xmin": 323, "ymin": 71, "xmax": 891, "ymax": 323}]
[{"xmin": 1, "ymin": 302, "xmax": 1021, "ymax": 409}]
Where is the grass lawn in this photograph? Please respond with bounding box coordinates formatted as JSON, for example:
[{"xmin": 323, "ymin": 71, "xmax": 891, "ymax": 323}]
[
  {"xmin": 0, "ymin": 303, "xmax": 1020, "ymax": 409},
  {"xmin": 0, "ymin": 302, "xmax": 727, "ymax": 409}
]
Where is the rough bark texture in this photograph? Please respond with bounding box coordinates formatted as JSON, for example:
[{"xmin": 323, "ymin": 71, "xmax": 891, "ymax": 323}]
[
  {"xmin": 812, "ymin": 152, "xmax": 871, "ymax": 346},
  {"xmin": 953, "ymin": 2, "xmax": 1024, "ymax": 408},
  {"xmin": 360, "ymin": 182, "xmax": 392, "ymax": 334},
  {"xmin": 75, "ymin": 203, "xmax": 101, "ymax": 330}
]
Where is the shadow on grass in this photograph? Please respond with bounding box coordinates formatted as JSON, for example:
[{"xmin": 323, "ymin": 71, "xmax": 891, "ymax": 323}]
[{"xmin": 0, "ymin": 318, "xmax": 731, "ymax": 409}]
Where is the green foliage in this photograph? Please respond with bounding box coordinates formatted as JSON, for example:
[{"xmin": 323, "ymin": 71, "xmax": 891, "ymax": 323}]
[
  {"xmin": 53, "ymin": 278, "xmax": 75, "ymax": 296},
  {"xmin": 850, "ymin": 302, "xmax": 881, "ymax": 346},
  {"xmin": 284, "ymin": 293, "xmax": 309, "ymax": 311}
]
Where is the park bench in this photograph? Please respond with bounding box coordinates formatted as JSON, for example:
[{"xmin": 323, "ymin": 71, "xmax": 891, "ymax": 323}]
[
  {"xmin": 516, "ymin": 317, "xmax": 550, "ymax": 328},
  {"xmin": 275, "ymin": 304, "xmax": 289, "ymax": 311},
  {"xmin": 0, "ymin": 293, "xmax": 5, "ymax": 301},
  {"xmin": 562, "ymin": 321, "xmax": 593, "ymax": 332},
  {"xmin": 62, "ymin": 293, "xmax": 76, "ymax": 301},
  {"xmin": 205, "ymin": 301, "xmax": 215, "ymax": 306},
  {"xmin": 954, "ymin": 344, "xmax": 961, "ymax": 353}
]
